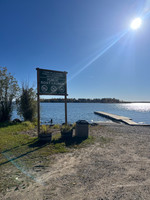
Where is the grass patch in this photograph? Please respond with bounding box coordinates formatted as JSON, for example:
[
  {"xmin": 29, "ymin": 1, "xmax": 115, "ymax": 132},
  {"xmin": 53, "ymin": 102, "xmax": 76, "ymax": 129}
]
[
  {"xmin": 0, "ymin": 122, "xmax": 35, "ymax": 152},
  {"xmin": 52, "ymin": 124, "xmax": 60, "ymax": 129},
  {"xmin": 0, "ymin": 122, "xmax": 37, "ymax": 194},
  {"xmin": 52, "ymin": 134, "xmax": 95, "ymax": 149},
  {"xmin": 22, "ymin": 121, "xmax": 35, "ymax": 129},
  {"xmin": 69, "ymin": 136, "xmax": 95, "ymax": 148}
]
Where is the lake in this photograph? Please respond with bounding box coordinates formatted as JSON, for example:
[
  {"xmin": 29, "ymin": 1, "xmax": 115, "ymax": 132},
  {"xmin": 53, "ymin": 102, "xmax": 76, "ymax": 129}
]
[{"xmin": 12, "ymin": 103, "xmax": 150, "ymax": 125}]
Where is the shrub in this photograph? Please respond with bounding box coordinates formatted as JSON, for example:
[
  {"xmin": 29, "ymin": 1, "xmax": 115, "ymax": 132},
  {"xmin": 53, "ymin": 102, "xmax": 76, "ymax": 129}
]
[
  {"xmin": 17, "ymin": 84, "xmax": 36, "ymax": 122},
  {"xmin": 22, "ymin": 121, "xmax": 35, "ymax": 129},
  {"xmin": 52, "ymin": 124, "xmax": 60, "ymax": 129},
  {"xmin": 41, "ymin": 125, "xmax": 48, "ymax": 133},
  {"xmin": 60, "ymin": 124, "xmax": 73, "ymax": 133}
]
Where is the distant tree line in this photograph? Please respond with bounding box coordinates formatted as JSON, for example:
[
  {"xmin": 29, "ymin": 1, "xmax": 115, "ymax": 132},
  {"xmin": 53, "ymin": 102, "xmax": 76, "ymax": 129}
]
[{"xmin": 41, "ymin": 98, "xmax": 124, "ymax": 103}]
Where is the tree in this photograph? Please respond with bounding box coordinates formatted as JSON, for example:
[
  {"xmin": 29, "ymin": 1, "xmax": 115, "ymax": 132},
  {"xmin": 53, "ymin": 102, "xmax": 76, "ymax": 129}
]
[
  {"xmin": 0, "ymin": 67, "xmax": 19, "ymax": 122},
  {"xmin": 17, "ymin": 84, "xmax": 36, "ymax": 121}
]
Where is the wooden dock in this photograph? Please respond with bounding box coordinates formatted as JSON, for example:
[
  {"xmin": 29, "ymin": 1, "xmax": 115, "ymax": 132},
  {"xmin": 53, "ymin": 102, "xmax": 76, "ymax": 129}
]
[{"xmin": 94, "ymin": 111, "xmax": 138, "ymax": 125}]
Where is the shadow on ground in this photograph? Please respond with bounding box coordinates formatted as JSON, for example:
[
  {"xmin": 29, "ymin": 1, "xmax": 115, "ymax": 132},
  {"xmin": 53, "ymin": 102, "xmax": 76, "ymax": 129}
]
[
  {"xmin": 0, "ymin": 136, "xmax": 88, "ymax": 166},
  {"xmin": 0, "ymin": 139, "xmax": 50, "ymax": 166},
  {"xmin": 0, "ymin": 122, "xmax": 21, "ymax": 128},
  {"xmin": 52, "ymin": 136, "xmax": 87, "ymax": 147},
  {"xmin": 28, "ymin": 139, "xmax": 51, "ymax": 148}
]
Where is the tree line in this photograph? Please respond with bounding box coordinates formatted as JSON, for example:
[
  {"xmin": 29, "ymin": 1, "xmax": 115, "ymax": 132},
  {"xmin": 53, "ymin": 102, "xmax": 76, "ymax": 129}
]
[
  {"xmin": 0, "ymin": 67, "xmax": 36, "ymax": 123},
  {"xmin": 41, "ymin": 98, "xmax": 124, "ymax": 103}
]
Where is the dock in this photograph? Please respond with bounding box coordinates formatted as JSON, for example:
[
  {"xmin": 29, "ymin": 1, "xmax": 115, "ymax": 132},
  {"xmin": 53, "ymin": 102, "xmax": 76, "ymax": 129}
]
[{"xmin": 94, "ymin": 111, "xmax": 138, "ymax": 125}]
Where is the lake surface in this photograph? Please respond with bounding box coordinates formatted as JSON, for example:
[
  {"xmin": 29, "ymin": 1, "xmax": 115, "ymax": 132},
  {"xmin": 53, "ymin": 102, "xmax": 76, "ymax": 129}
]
[{"xmin": 12, "ymin": 103, "xmax": 150, "ymax": 125}]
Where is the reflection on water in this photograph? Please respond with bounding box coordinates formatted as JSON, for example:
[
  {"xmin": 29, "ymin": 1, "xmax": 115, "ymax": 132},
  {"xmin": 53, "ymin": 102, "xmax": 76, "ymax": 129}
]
[
  {"xmin": 12, "ymin": 103, "xmax": 150, "ymax": 125},
  {"xmin": 119, "ymin": 103, "xmax": 150, "ymax": 112}
]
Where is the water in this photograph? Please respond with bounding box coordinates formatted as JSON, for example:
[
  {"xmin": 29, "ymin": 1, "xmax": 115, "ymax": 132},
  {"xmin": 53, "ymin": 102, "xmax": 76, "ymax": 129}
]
[{"xmin": 12, "ymin": 103, "xmax": 150, "ymax": 124}]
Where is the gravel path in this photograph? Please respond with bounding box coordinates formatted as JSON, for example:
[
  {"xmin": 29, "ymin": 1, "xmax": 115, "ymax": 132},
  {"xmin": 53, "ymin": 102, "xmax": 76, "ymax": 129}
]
[{"xmin": 2, "ymin": 124, "xmax": 150, "ymax": 200}]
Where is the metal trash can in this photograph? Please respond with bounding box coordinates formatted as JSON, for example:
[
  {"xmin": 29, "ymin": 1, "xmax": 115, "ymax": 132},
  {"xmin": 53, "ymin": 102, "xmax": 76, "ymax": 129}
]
[{"xmin": 75, "ymin": 120, "xmax": 89, "ymax": 138}]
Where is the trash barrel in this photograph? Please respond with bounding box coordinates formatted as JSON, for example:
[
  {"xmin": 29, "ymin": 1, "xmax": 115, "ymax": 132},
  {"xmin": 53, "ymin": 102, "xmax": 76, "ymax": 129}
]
[{"xmin": 75, "ymin": 120, "xmax": 89, "ymax": 138}]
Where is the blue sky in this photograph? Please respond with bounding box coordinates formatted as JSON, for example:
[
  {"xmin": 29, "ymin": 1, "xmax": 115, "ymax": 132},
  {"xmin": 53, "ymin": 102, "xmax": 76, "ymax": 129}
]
[{"xmin": 1, "ymin": 0, "xmax": 150, "ymax": 101}]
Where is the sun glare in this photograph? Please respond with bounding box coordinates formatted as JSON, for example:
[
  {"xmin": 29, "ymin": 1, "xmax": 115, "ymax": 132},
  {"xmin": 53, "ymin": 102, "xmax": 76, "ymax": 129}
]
[{"xmin": 130, "ymin": 18, "xmax": 142, "ymax": 30}]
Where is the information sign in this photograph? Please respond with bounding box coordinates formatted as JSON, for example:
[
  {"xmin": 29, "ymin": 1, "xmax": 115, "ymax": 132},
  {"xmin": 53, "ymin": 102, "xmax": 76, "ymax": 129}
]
[
  {"xmin": 38, "ymin": 69, "xmax": 67, "ymax": 95},
  {"xmin": 36, "ymin": 68, "xmax": 68, "ymax": 137}
]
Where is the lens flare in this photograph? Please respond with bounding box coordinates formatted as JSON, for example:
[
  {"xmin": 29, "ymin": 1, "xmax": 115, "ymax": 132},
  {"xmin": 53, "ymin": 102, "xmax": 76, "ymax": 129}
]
[
  {"xmin": 130, "ymin": 18, "xmax": 142, "ymax": 30},
  {"xmin": 69, "ymin": 31, "xmax": 127, "ymax": 81}
]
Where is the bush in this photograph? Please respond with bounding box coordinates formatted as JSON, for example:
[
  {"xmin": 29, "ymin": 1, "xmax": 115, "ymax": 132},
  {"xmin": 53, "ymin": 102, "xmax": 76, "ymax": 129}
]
[
  {"xmin": 22, "ymin": 121, "xmax": 35, "ymax": 129},
  {"xmin": 41, "ymin": 125, "xmax": 48, "ymax": 133},
  {"xmin": 52, "ymin": 124, "xmax": 60, "ymax": 129},
  {"xmin": 60, "ymin": 124, "xmax": 73, "ymax": 133},
  {"xmin": 17, "ymin": 84, "xmax": 36, "ymax": 122}
]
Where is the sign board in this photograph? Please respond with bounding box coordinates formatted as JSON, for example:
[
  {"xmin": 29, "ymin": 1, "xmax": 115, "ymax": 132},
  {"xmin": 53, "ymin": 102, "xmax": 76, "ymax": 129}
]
[
  {"xmin": 38, "ymin": 69, "xmax": 67, "ymax": 95},
  {"xmin": 36, "ymin": 68, "xmax": 68, "ymax": 137}
]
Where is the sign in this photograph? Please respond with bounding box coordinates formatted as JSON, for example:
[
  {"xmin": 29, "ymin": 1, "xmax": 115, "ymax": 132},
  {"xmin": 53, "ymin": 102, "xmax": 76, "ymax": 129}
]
[
  {"xmin": 38, "ymin": 69, "xmax": 67, "ymax": 95},
  {"xmin": 36, "ymin": 68, "xmax": 68, "ymax": 137}
]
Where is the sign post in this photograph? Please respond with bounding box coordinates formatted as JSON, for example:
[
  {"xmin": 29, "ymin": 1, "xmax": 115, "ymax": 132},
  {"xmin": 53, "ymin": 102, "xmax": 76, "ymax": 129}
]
[
  {"xmin": 65, "ymin": 72, "xmax": 67, "ymax": 125},
  {"xmin": 36, "ymin": 68, "xmax": 68, "ymax": 136},
  {"xmin": 37, "ymin": 68, "xmax": 40, "ymax": 137}
]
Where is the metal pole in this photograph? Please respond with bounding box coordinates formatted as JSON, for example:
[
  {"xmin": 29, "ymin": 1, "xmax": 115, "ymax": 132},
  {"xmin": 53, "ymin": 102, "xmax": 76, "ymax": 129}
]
[{"xmin": 36, "ymin": 68, "xmax": 40, "ymax": 137}]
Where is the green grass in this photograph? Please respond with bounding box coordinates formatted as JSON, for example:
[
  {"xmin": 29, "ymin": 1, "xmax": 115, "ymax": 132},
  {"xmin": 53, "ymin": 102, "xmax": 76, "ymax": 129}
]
[
  {"xmin": 0, "ymin": 122, "xmax": 36, "ymax": 152},
  {"xmin": 0, "ymin": 122, "xmax": 37, "ymax": 194},
  {"xmin": 52, "ymin": 124, "xmax": 60, "ymax": 129}
]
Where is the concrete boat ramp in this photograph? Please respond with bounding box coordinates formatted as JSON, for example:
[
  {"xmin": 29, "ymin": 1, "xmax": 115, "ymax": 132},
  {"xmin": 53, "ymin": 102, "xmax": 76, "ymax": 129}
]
[{"xmin": 94, "ymin": 111, "xmax": 138, "ymax": 126}]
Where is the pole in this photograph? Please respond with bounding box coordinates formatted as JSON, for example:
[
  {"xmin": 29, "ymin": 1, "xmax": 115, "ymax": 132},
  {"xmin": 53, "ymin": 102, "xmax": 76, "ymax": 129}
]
[
  {"xmin": 65, "ymin": 72, "xmax": 67, "ymax": 125},
  {"xmin": 36, "ymin": 68, "xmax": 40, "ymax": 137},
  {"xmin": 65, "ymin": 95, "xmax": 67, "ymax": 125}
]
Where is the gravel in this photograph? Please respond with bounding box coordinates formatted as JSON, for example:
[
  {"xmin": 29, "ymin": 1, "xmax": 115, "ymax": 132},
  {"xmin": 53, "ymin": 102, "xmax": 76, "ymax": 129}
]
[{"xmin": 2, "ymin": 124, "xmax": 150, "ymax": 200}]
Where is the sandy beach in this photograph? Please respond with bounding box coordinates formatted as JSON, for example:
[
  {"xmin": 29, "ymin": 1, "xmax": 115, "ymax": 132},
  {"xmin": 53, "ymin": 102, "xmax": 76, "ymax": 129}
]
[{"xmin": 1, "ymin": 123, "xmax": 150, "ymax": 200}]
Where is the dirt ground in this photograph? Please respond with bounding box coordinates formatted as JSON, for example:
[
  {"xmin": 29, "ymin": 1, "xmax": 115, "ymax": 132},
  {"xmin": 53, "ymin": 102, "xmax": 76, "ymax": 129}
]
[{"xmin": 1, "ymin": 123, "xmax": 150, "ymax": 200}]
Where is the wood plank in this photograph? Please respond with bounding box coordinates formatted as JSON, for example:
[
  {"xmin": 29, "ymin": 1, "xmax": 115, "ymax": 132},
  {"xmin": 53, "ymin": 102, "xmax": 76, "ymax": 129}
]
[{"xmin": 94, "ymin": 111, "xmax": 138, "ymax": 125}]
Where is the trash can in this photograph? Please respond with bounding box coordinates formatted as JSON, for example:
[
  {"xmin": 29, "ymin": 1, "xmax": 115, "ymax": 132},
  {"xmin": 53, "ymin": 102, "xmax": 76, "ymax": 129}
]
[{"xmin": 75, "ymin": 120, "xmax": 89, "ymax": 138}]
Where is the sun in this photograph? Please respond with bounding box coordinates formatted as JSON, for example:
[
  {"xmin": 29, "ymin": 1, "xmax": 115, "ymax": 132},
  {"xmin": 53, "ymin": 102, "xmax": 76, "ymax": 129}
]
[{"xmin": 130, "ymin": 17, "xmax": 142, "ymax": 30}]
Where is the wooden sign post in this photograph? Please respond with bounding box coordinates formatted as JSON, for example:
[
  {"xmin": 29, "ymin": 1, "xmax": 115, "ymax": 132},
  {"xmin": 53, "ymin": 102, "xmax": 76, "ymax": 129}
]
[
  {"xmin": 65, "ymin": 73, "xmax": 67, "ymax": 125},
  {"xmin": 36, "ymin": 68, "xmax": 68, "ymax": 136},
  {"xmin": 37, "ymin": 68, "xmax": 40, "ymax": 137}
]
